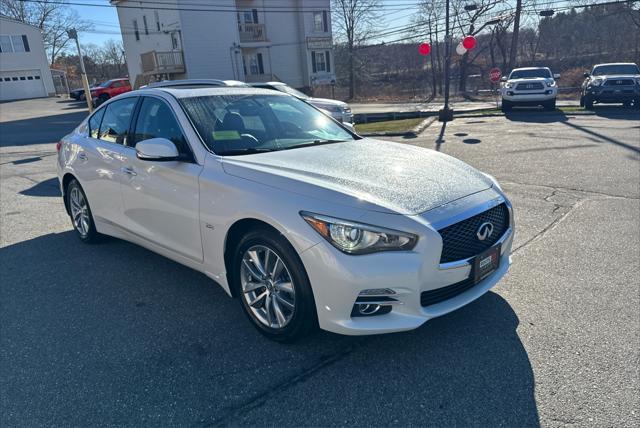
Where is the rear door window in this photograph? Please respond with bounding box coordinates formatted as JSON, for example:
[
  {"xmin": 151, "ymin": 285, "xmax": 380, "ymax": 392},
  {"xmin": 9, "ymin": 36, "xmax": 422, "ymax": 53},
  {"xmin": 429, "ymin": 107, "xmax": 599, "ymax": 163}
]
[
  {"xmin": 98, "ymin": 97, "xmax": 137, "ymax": 145},
  {"xmin": 88, "ymin": 108, "xmax": 106, "ymax": 139}
]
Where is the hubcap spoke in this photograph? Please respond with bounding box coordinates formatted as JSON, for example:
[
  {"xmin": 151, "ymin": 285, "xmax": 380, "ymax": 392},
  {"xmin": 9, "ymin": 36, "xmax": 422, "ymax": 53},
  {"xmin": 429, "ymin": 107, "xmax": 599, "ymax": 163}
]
[
  {"xmin": 242, "ymin": 258, "xmax": 265, "ymax": 281},
  {"xmin": 248, "ymin": 290, "xmax": 268, "ymax": 308},
  {"xmin": 243, "ymin": 281, "xmax": 265, "ymax": 293},
  {"xmin": 274, "ymin": 281, "xmax": 293, "ymax": 294},
  {"xmin": 275, "ymin": 293, "xmax": 295, "ymax": 310},
  {"xmin": 271, "ymin": 258, "xmax": 284, "ymax": 280},
  {"xmin": 272, "ymin": 297, "xmax": 286, "ymax": 327},
  {"xmin": 247, "ymin": 250, "xmax": 267, "ymax": 278}
]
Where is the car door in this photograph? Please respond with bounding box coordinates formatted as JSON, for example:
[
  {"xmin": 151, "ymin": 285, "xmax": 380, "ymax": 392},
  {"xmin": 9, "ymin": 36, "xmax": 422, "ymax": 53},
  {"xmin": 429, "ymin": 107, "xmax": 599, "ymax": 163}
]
[
  {"xmin": 74, "ymin": 96, "xmax": 137, "ymax": 226},
  {"xmin": 119, "ymin": 95, "xmax": 204, "ymax": 262}
]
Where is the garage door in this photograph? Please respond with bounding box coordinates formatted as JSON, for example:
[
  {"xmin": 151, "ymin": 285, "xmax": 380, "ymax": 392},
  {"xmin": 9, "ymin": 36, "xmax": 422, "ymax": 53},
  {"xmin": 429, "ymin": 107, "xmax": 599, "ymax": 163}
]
[{"xmin": 0, "ymin": 70, "xmax": 46, "ymax": 101}]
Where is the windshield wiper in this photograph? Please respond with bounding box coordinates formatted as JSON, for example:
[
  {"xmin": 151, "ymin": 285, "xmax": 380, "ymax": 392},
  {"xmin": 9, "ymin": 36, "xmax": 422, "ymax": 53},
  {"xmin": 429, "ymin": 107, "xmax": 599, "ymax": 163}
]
[
  {"xmin": 285, "ymin": 139, "xmax": 348, "ymax": 150},
  {"xmin": 217, "ymin": 147, "xmax": 274, "ymax": 156}
]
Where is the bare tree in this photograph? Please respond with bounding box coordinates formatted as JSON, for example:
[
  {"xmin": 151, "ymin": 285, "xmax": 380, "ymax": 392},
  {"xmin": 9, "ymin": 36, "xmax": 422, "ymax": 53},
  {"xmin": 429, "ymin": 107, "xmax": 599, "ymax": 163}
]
[
  {"xmin": 0, "ymin": 0, "xmax": 91, "ymax": 65},
  {"xmin": 332, "ymin": 0, "xmax": 380, "ymax": 99}
]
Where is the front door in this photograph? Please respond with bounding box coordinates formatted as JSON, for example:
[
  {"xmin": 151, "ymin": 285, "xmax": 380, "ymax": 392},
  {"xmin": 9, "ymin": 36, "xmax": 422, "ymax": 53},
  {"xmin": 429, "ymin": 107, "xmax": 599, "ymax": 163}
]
[{"xmin": 119, "ymin": 96, "xmax": 204, "ymax": 262}]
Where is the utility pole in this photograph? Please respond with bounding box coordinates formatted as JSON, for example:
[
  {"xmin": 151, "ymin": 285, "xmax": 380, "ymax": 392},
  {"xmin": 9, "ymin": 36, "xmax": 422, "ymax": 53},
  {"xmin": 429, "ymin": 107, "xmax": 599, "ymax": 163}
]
[
  {"xmin": 67, "ymin": 28, "xmax": 93, "ymax": 112},
  {"xmin": 439, "ymin": 0, "xmax": 453, "ymax": 122},
  {"xmin": 508, "ymin": 0, "xmax": 522, "ymax": 71}
]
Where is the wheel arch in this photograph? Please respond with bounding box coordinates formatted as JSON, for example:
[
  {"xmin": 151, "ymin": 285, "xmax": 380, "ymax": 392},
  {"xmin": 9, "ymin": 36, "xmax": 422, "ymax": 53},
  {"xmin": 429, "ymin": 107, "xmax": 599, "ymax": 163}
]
[
  {"xmin": 61, "ymin": 172, "xmax": 78, "ymax": 215},
  {"xmin": 223, "ymin": 218, "xmax": 288, "ymax": 298}
]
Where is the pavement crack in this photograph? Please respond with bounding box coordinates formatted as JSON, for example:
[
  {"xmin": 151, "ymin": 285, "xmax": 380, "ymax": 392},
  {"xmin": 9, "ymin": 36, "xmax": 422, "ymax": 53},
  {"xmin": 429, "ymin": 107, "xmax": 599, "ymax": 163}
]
[
  {"xmin": 205, "ymin": 343, "xmax": 356, "ymax": 427},
  {"xmin": 502, "ymin": 179, "xmax": 640, "ymax": 201}
]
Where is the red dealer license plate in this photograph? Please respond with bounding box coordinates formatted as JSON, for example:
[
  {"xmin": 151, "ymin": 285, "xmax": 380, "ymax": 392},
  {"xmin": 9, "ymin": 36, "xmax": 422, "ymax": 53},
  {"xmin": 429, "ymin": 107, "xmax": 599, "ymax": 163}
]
[{"xmin": 473, "ymin": 245, "xmax": 501, "ymax": 284}]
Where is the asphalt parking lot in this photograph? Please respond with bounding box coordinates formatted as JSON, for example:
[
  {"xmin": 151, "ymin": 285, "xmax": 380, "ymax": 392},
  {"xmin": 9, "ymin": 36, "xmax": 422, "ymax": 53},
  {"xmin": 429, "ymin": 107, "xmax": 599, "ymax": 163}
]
[{"xmin": 1, "ymin": 98, "xmax": 639, "ymax": 427}]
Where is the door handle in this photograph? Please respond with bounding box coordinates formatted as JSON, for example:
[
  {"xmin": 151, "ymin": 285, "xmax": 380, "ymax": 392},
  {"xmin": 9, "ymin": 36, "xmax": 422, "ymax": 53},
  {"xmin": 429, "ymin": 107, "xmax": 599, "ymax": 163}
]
[
  {"xmin": 122, "ymin": 166, "xmax": 137, "ymax": 176},
  {"xmin": 78, "ymin": 152, "xmax": 88, "ymax": 161}
]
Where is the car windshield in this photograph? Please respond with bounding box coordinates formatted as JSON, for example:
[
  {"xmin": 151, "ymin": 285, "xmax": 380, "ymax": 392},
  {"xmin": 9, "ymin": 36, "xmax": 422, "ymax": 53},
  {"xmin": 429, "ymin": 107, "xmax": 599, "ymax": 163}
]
[
  {"xmin": 277, "ymin": 85, "xmax": 310, "ymax": 99},
  {"xmin": 592, "ymin": 64, "xmax": 640, "ymax": 75},
  {"xmin": 98, "ymin": 80, "xmax": 112, "ymax": 88},
  {"xmin": 509, "ymin": 69, "xmax": 551, "ymax": 79},
  {"xmin": 179, "ymin": 94, "xmax": 356, "ymax": 156}
]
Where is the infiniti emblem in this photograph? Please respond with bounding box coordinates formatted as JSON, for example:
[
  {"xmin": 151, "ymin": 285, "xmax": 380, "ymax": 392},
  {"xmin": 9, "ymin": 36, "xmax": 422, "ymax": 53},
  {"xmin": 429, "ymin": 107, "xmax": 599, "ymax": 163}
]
[{"xmin": 477, "ymin": 222, "xmax": 494, "ymax": 241}]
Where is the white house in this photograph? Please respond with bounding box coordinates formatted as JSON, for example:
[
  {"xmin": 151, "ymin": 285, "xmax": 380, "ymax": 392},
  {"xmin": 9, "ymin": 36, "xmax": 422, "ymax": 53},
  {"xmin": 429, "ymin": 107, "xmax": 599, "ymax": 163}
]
[
  {"xmin": 111, "ymin": 0, "xmax": 335, "ymax": 90},
  {"xmin": 0, "ymin": 16, "xmax": 56, "ymax": 101}
]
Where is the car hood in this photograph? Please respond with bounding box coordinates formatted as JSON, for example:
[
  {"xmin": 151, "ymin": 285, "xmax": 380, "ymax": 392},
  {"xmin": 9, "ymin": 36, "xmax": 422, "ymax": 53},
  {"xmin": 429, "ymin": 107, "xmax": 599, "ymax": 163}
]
[
  {"xmin": 307, "ymin": 97, "xmax": 348, "ymax": 108},
  {"xmin": 507, "ymin": 77, "xmax": 553, "ymax": 84},
  {"xmin": 597, "ymin": 74, "xmax": 640, "ymax": 79},
  {"xmin": 221, "ymin": 139, "xmax": 492, "ymax": 215}
]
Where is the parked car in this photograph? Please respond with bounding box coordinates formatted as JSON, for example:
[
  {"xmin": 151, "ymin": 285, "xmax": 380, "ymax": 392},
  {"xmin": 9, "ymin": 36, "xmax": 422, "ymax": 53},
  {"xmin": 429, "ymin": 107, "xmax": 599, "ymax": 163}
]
[
  {"xmin": 580, "ymin": 63, "xmax": 640, "ymax": 109},
  {"xmin": 88, "ymin": 78, "xmax": 131, "ymax": 106},
  {"xmin": 142, "ymin": 79, "xmax": 250, "ymax": 89},
  {"xmin": 500, "ymin": 67, "xmax": 559, "ymax": 112},
  {"xmin": 57, "ymin": 86, "xmax": 514, "ymax": 342},
  {"xmin": 250, "ymin": 81, "xmax": 353, "ymax": 124},
  {"xmin": 69, "ymin": 85, "xmax": 96, "ymax": 101}
]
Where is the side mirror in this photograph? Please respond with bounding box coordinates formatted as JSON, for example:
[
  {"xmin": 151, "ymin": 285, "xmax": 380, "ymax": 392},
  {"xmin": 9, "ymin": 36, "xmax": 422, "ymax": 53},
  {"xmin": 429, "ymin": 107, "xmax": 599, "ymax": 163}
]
[
  {"xmin": 136, "ymin": 138, "xmax": 179, "ymax": 161},
  {"xmin": 583, "ymin": 72, "xmax": 590, "ymax": 78},
  {"xmin": 500, "ymin": 76, "xmax": 508, "ymax": 82},
  {"xmin": 553, "ymin": 73, "xmax": 561, "ymax": 79}
]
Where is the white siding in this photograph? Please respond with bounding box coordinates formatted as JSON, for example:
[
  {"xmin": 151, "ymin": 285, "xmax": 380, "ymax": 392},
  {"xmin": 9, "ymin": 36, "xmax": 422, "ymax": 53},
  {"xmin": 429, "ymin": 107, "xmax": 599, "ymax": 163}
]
[{"xmin": 0, "ymin": 17, "xmax": 55, "ymax": 100}]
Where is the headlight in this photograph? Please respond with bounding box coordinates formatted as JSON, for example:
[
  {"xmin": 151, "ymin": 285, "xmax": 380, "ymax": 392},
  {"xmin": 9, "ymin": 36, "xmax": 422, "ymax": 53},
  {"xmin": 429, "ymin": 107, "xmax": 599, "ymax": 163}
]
[
  {"xmin": 589, "ymin": 78, "xmax": 603, "ymax": 87},
  {"xmin": 300, "ymin": 212, "xmax": 418, "ymax": 255},
  {"xmin": 546, "ymin": 81, "xmax": 556, "ymax": 87},
  {"xmin": 504, "ymin": 82, "xmax": 513, "ymax": 89}
]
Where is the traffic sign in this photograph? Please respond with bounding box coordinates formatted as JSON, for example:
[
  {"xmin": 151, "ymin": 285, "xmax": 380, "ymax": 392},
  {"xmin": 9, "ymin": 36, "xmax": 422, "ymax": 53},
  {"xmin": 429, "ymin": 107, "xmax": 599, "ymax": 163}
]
[{"xmin": 489, "ymin": 68, "xmax": 502, "ymax": 83}]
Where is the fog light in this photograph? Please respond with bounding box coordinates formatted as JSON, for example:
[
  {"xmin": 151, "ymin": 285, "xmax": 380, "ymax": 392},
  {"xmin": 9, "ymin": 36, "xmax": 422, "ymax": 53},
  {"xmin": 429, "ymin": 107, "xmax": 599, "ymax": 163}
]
[
  {"xmin": 507, "ymin": 91, "xmax": 514, "ymax": 96},
  {"xmin": 351, "ymin": 303, "xmax": 392, "ymax": 317}
]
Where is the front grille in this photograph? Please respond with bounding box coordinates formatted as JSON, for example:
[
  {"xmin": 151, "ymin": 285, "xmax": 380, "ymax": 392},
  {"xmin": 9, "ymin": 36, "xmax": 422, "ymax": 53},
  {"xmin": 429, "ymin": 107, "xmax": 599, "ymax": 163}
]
[
  {"xmin": 516, "ymin": 82, "xmax": 544, "ymax": 90},
  {"xmin": 604, "ymin": 79, "xmax": 634, "ymax": 86},
  {"xmin": 421, "ymin": 276, "xmax": 475, "ymax": 307},
  {"xmin": 438, "ymin": 203, "xmax": 509, "ymax": 263}
]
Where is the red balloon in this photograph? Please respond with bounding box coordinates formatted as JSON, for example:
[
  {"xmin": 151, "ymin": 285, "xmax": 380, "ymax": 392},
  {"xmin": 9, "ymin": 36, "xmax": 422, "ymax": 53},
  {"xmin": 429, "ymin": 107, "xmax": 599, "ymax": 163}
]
[
  {"xmin": 418, "ymin": 42, "xmax": 431, "ymax": 55},
  {"xmin": 462, "ymin": 35, "xmax": 477, "ymax": 50}
]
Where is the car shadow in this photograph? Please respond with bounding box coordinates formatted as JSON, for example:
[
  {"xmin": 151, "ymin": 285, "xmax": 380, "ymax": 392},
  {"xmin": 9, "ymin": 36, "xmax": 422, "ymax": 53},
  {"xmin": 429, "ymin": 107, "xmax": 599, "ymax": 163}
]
[
  {"xmin": 504, "ymin": 109, "xmax": 569, "ymax": 124},
  {"xmin": 590, "ymin": 106, "xmax": 640, "ymax": 120},
  {"xmin": 0, "ymin": 231, "xmax": 539, "ymax": 426},
  {"xmin": 0, "ymin": 110, "xmax": 87, "ymax": 147},
  {"xmin": 19, "ymin": 177, "xmax": 61, "ymax": 197}
]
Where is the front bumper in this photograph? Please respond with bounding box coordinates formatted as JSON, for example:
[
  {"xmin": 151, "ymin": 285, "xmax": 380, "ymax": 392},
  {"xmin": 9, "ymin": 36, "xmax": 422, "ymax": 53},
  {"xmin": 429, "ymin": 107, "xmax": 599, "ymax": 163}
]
[
  {"xmin": 586, "ymin": 86, "xmax": 639, "ymax": 103},
  {"xmin": 501, "ymin": 87, "xmax": 557, "ymax": 103},
  {"xmin": 300, "ymin": 192, "xmax": 514, "ymax": 335}
]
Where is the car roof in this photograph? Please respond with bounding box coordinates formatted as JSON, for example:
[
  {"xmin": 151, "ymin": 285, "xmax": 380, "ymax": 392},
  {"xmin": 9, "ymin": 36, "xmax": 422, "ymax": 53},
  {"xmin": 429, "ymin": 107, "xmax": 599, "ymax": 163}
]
[
  {"xmin": 250, "ymin": 81, "xmax": 286, "ymax": 86},
  {"xmin": 139, "ymin": 86, "xmax": 289, "ymax": 99},
  {"xmin": 593, "ymin": 63, "xmax": 638, "ymax": 67},
  {"xmin": 511, "ymin": 67, "xmax": 550, "ymax": 71}
]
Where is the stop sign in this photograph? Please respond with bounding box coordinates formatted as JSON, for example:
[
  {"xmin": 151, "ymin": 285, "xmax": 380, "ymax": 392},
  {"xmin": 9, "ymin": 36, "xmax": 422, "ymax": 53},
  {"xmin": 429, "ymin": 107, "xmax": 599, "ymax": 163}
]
[{"xmin": 489, "ymin": 68, "xmax": 502, "ymax": 83}]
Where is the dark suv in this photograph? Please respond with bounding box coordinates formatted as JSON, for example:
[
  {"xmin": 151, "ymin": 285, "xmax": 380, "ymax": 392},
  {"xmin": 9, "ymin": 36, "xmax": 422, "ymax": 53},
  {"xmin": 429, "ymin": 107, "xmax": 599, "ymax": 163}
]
[{"xmin": 580, "ymin": 63, "xmax": 640, "ymax": 109}]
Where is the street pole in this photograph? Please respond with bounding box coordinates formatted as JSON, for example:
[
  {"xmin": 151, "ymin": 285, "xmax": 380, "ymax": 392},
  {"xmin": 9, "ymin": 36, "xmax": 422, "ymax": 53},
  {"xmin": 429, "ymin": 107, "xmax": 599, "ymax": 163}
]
[
  {"xmin": 67, "ymin": 29, "xmax": 93, "ymax": 112},
  {"xmin": 439, "ymin": 0, "xmax": 453, "ymax": 122}
]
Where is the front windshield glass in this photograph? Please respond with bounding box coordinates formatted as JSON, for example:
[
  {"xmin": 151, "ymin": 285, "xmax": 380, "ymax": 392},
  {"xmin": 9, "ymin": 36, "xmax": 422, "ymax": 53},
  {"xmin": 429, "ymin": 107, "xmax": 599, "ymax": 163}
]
[
  {"xmin": 98, "ymin": 80, "xmax": 112, "ymax": 88},
  {"xmin": 278, "ymin": 85, "xmax": 310, "ymax": 99},
  {"xmin": 179, "ymin": 94, "xmax": 355, "ymax": 156},
  {"xmin": 509, "ymin": 69, "xmax": 551, "ymax": 79},
  {"xmin": 592, "ymin": 64, "xmax": 640, "ymax": 75}
]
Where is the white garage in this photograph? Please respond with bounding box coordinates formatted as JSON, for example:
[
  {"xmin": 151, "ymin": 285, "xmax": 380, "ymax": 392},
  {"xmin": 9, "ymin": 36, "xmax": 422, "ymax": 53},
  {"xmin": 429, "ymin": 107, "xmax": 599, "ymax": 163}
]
[
  {"xmin": 0, "ymin": 17, "xmax": 55, "ymax": 101},
  {"xmin": 0, "ymin": 69, "xmax": 46, "ymax": 100}
]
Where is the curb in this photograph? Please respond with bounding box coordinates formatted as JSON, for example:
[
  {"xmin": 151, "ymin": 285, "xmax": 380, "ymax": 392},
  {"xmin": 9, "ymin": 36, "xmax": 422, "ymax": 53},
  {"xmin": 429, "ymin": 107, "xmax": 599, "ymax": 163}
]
[{"xmin": 454, "ymin": 109, "xmax": 597, "ymax": 119}]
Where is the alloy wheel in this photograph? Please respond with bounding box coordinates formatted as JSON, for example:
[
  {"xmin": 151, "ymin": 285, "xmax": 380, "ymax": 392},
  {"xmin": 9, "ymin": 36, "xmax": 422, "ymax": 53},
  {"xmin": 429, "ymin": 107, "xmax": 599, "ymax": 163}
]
[
  {"xmin": 69, "ymin": 186, "xmax": 90, "ymax": 237},
  {"xmin": 240, "ymin": 245, "xmax": 296, "ymax": 329}
]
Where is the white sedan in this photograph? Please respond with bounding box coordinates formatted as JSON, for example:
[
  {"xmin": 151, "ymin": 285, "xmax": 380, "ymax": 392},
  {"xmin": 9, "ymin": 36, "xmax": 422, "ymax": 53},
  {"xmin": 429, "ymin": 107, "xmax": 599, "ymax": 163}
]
[{"xmin": 57, "ymin": 87, "xmax": 514, "ymax": 342}]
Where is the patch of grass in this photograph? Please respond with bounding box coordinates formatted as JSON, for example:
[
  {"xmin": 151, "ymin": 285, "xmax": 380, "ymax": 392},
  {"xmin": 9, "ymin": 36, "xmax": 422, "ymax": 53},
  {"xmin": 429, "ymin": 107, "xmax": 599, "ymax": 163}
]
[{"xmin": 355, "ymin": 117, "xmax": 425, "ymax": 134}]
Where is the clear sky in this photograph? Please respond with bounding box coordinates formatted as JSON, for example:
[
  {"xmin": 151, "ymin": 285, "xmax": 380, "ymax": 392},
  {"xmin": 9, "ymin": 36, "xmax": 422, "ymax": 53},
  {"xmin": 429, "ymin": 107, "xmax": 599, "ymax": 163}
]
[{"xmin": 74, "ymin": 0, "xmax": 417, "ymax": 47}]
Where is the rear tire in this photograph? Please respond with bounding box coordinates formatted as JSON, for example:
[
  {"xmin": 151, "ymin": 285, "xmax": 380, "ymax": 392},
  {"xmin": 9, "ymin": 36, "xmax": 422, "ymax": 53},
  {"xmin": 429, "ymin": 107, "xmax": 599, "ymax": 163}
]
[
  {"xmin": 579, "ymin": 95, "xmax": 584, "ymax": 107},
  {"xmin": 231, "ymin": 228, "xmax": 318, "ymax": 342},
  {"xmin": 66, "ymin": 179, "xmax": 102, "ymax": 244},
  {"xmin": 501, "ymin": 100, "xmax": 512, "ymax": 112}
]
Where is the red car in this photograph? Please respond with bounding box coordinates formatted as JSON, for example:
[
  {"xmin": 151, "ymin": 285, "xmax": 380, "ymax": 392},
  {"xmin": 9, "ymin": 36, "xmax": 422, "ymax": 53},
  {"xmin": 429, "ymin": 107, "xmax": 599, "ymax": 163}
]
[{"xmin": 89, "ymin": 78, "xmax": 131, "ymax": 105}]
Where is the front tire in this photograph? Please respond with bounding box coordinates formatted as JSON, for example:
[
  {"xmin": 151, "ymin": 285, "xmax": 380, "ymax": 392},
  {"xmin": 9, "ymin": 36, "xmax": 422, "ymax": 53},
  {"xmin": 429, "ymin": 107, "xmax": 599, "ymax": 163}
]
[
  {"xmin": 231, "ymin": 228, "xmax": 318, "ymax": 342},
  {"xmin": 584, "ymin": 96, "xmax": 594, "ymax": 110},
  {"xmin": 66, "ymin": 179, "xmax": 102, "ymax": 244},
  {"xmin": 96, "ymin": 94, "xmax": 109, "ymax": 106},
  {"xmin": 501, "ymin": 100, "xmax": 512, "ymax": 112},
  {"xmin": 543, "ymin": 99, "xmax": 556, "ymax": 111}
]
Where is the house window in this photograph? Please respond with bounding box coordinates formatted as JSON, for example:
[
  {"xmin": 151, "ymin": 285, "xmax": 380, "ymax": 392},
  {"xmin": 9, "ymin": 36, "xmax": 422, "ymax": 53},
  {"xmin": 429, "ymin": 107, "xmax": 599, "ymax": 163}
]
[
  {"xmin": 154, "ymin": 11, "xmax": 160, "ymax": 32},
  {"xmin": 133, "ymin": 19, "xmax": 140, "ymax": 41},
  {"xmin": 313, "ymin": 11, "xmax": 328, "ymax": 32},
  {"xmin": 311, "ymin": 50, "xmax": 331, "ymax": 73},
  {"xmin": 143, "ymin": 15, "xmax": 149, "ymax": 35},
  {"xmin": 171, "ymin": 32, "xmax": 180, "ymax": 50},
  {"xmin": 244, "ymin": 53, "xmax": 264, "ymax": 75},
  {"xmin": 0, "ymin": 34, "xmax": 30, "ymax": 53},
  {"xmin": 242, "ymin": 9, "xmax": 259, "ymax": 24}
]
